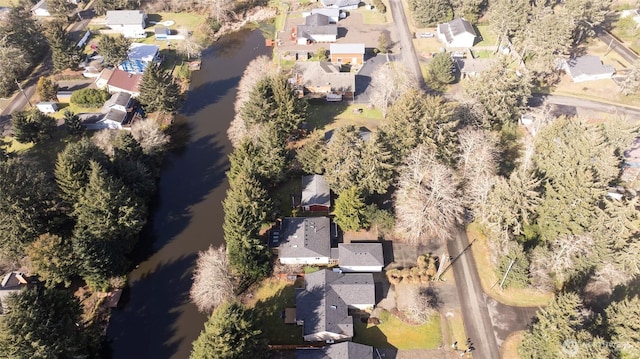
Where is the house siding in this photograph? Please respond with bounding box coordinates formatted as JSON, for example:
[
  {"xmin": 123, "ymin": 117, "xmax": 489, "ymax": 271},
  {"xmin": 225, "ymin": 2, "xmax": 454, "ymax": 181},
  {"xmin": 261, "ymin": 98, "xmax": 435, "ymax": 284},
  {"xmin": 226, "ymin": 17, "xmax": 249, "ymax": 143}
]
[
  {"xmin": 330, "ymin": 53, "xmax": 364, "ymax": 65},
  {"xmin": 448, "ymin": 33, "xmax": 475, "ymax": 48},
  {"xmin": 309, "ymin": 34, "xmax": 337, "ymax": 43},
  {"xmin": 280, "ymin": 257, "xmax": 330, "ymax": 265},
  {"xmin": 339, "ymin": 265, "xmax": 383, "ymax": 273},
  {"xmin": 304, "ymin": 204, "xmax": 330, "ymax": 212}
]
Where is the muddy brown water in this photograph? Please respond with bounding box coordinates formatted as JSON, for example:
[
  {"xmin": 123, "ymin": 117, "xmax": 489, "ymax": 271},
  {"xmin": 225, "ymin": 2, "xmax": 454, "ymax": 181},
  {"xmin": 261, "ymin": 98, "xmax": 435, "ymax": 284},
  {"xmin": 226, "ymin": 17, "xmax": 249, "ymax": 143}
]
[{"xmin": 106, "ymin": 28, "xmax": 270, "ymax": 359}]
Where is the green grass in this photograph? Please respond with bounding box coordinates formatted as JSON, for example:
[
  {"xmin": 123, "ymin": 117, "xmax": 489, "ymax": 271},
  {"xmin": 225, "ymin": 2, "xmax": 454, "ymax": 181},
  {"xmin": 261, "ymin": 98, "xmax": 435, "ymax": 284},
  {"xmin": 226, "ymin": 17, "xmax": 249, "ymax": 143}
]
[
  {"xmin": 306, "ymin": 103, "xmax": 382, "ymax": 132},
  {"xmin": 7, "ymin": 129, "xmax": 79, "ymax": 171},
  {"xmin": 474, "ymin": 25, "xmax": 497, "ymax": 48},
  {"xmin": 353, "ymin": 310, "xmax": 442, "ymax": 349},
  {"xmin": 444, "ymin": 310, "xmax": 466, "ymax": 350},
  {"xmin": 359, "ymin": 8, "xmax": 388, "ymax": 25},
  {"xmin": 247, "ymin": 279, "xmax": 303, "ymax": 345},
  {"xmin": 271, "ymin": 177, "xmax": 302, "ymax": 217},
  {"xmin": 3, "ymin": 136, "xmax": 33, "ymax": 153},
  {"xmin": 51, "ymin": 103, "xmax": 102, "ymax": 119},
  {"xmin": 0, "ymin": 0, "xmax": 15, "ymax": 6},
  {"xmin": 470, "ymin": 49, "xmax": 493, "ymax": 59}
]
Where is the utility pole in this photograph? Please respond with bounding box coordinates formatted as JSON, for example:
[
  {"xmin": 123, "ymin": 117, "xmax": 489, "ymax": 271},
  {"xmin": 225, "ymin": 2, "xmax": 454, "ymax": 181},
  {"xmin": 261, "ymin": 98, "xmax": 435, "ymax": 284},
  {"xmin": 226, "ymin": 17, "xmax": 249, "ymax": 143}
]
[
  {"xmin": 15, "ymin": 79, "xmax": 32, "ymax": 108},
  {"xmin": 438, "ymin": 238, "xmax": 476, "ymax": 281},
  {"xmin": 499, "ymin": 258, "xmax": 516, "ymax": 289}
]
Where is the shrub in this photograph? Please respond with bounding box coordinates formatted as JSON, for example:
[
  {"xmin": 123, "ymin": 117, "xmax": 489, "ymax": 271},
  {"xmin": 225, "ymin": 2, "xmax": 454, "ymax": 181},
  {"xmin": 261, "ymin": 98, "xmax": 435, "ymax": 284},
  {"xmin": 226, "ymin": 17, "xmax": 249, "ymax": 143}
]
[
  {"xmin": 372, "ymin": 0, "xmax": 386, "ymax": 13},
  {"xmin": 70, "ymin": 88, "xmax": 110, "ymax": 107}
]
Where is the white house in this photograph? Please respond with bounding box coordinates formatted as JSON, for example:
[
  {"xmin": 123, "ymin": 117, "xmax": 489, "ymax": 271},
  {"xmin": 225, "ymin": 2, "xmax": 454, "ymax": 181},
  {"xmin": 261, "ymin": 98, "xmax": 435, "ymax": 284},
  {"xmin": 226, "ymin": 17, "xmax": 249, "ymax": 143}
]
[
  {"xmin": 279, "ymin": 217, "xmax": 332, "ymax": 265},
  {"xmin": 562, "ymin": 55, "xmax": 615, "ymax": 83},
  {"xmin": 89, "ymin": 92, "xmax": 135, "ymax": 130},
  {"xmin": 303, "ymin": 8, "xmax": 341, "ymax": 23},
  {"xmin": 36, "ymin": 102, "xmax": 58, "ymax": 114},
  {"xmin": 338, "ymin": 243, "xmax": 384, "ymax": 272},
  {"xmin": 437, "ymin": 18, "xmax": 477, "ymax": 48},
  {"xmin": 118, "ymin": 43, "xmax": 159, "ymax": 74},
  {"xmin": 296, "ymin": 270, "xmax": 375, "ymax": 342},
  {"xmin": 297, "ymin": 14, "xmax": 338, "ymax": 45},
  {"xmin": 30, "ymin": 0, "xmax": 51, "ymax": 17},
  {"xmin": 319, "ymin": 0, "xmax": 360, "ymax": 10},
  {"xmin": 105, "ymin": 10, "xmax": 147, "ymax": 38}
]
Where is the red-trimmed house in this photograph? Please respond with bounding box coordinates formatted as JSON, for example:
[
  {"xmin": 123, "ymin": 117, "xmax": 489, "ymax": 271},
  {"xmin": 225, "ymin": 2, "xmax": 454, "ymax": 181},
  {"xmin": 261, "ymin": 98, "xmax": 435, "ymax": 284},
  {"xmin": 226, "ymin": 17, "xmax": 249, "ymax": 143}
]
[{"xmin": 301, "ymin": 175, "xmax": 331, "ymax": 212}]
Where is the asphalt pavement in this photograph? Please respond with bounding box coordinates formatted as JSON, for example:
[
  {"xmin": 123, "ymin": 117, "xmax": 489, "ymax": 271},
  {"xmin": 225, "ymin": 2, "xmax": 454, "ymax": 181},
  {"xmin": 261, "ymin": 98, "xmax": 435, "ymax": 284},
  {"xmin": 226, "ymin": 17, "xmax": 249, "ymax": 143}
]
[
  {"xmin": 594, "ymin": 26, "xmax": 638, "ymax": 64},
  {"xmin": 387, "ymin": 0, "xmax": 426, "ymax": 90}
]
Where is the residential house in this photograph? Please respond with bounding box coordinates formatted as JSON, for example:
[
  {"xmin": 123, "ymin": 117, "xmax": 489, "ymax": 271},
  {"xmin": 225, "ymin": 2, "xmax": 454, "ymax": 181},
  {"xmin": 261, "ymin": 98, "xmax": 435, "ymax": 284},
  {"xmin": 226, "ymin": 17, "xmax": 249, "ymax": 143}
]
[
  {"xmin": 562, "ymin": 55, "xmax": 615, "ymax": 83},
  {"xmin": 95, "ymin": 68, "xmax": 142, "ymax": 97},
  {"xmin": 36, "ymin": 102, "xmax": 58, "ymax": 114},
  {"xmin": 295, "ymin": 270, "xmax": 375, "ymax": 342},
  {"xmin": 84, "ymin": 92, "xmax": 138, "ymax": 130},
  {"xmin": 155, "ymin": 26, "xmax": 170, "ymax": 40},
  {"xmin": 279, "ymin": 217, "xmax": 332, "ymax": 265},
  {"xmin": 324, "ymin": 126, "xmax": 371, "ymax": 144},
  {"xmin": 105, "ymin": 10, "xmax": 147, "ymax": 38},
  {"xmin": 303, "ymin": 8, "xmax": 341, "ymax": 23},
  {"xmin": 296, "ymin": 342, "xmax": 374, "ymax": 358},
  {"xmin": 330, "ymin": 43, "xmax": 365, "ymax": 65},
  {"xmin": 301, "ymin": 175, "xmax": 331, "ymax": 212},
  {"xmin": 437, "ymin": 18, "xmax": 477, "ymax": 48},
  {"xmin": 337, "ymin": 243, "xmax": 384, "ymax": 272},
  {"xmin": 320, "ymin": 0, "xmax": 360, "ymax": 10},
  {"xmin": 31, "ymin": 0, "xmax": 51, "ymax": 17},
  {"xmin": 297, "ymin": 14, "xmax": 338, "ymax": 45},
  {"xmin": 454, "ymin": 57, "xmax": 493, "ymax": 78},
  {"xmin": 119, "ymin": 43, "xmax": 159, "ymax": 74},
  {"xmin": 293, "ymin": 62, "xmax": 355, "ymax": 99},
  {"xmin": 0, "ymin": 272, "xmax": 28, "ymax": 314}
]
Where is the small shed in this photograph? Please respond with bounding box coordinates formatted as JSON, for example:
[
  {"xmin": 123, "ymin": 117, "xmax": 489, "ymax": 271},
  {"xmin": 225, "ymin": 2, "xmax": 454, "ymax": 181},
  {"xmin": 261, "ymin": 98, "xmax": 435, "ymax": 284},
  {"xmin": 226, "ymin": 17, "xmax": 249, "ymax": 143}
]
[
  {"xmin": 36, "ymin": 102, "xmax": 58, "ymax": 114},
  {"xmin": 154, "ymin": 26, "xmax": 170, "ymax": 40}
]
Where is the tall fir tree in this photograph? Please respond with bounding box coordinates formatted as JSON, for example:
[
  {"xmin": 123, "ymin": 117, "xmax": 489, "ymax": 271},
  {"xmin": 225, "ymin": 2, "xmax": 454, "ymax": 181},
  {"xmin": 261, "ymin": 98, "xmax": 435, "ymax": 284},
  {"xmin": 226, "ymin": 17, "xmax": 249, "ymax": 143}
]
[
  {"xmin": 334, "ymin": 186, "xmax": 369, "ymax": 231},
  {"xmin": 138, "ymin": 64, "xmax": 182, "ymax": 113},
  {"xmin": 55, "ymin": 138, "xmax": 109, "ymax": 205}
]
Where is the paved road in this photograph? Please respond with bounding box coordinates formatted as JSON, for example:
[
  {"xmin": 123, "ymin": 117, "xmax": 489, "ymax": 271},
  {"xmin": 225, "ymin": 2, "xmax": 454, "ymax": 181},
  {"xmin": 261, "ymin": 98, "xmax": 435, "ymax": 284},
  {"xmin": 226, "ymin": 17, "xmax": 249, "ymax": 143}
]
[
  {"xmin": 447, "ymin": 228, "xmax": 500, "ymax": 359},
  {"xmin": 387, "ymin": 0, "xmax": 426, "ymax": 90},
  {"xmin": 531, "ymin": 93, "xmax": 640, "ymax": 121},
  {"xmin": 594, "ymin": 26, "xmax": 638, "ymax": 64}
]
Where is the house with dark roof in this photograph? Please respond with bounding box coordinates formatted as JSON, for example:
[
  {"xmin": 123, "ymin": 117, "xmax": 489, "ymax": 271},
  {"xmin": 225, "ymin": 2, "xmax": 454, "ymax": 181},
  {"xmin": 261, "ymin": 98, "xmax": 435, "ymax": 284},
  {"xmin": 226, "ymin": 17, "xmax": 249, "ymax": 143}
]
[
  {"xmin": 279, "ymin": 217, "xmax": 333, "ymax": 265},
  {"xmin": 30, "ymin": 0, "xmax": 50, "ymax": 16},
  {"xmin": 320, "ymin": 0, "xmax": 360, "ymax": 10},
  {"xmin": 293, "ymin": 62, "xmax": 355, "ymax": 99},
  {"xmin": 324, "ymin": 126, "xmax": 371, "ymax": 145},
  {"xmin": 0, "ymin": 272, "xmax": 28, "ymax": 314},
  {"xmin": 297, "ymin": 14, "xmax": 338, "ymax": 45},
  {"xmin": 437, "ymin": 18, "xmax": 477, "ymax": 48},
  {"xmin": 330, "ymin": 43, "xmax": 365, "ymax": 65},
  {"xmin": 119, "ymin": 43, "xmax": 159, "ymax": 74},
  {"xmin": 83, "ymin": 92, "xmax": 140, "ymax": 130},
  {"xmin": 302, "ymin": 175, "xmax": 331, "ymax": 212},
  {"xmin": 295, "ymin": 270, "xmax": 375, "ymax": 342},
  {"xmin": 105, "ymin": 10, "xmax": 147, "ymax": 38},
  {"xmin": 296, "ymin": 342, "xmax": 374, "ymax": 358},
  {"xmin": 562, "ymin": 55, "xmax": 615, "ymax": 83},
  {"xmin": 303, "ymin": 8, "xmax": 342, "ymax": 23},
  {"xmin": 155, "ymin": 26, "xmax": 170, "ymax": 40},
  {"xmin": 338, "ymin": 243, "xmax": 384, "ymax": 272}
]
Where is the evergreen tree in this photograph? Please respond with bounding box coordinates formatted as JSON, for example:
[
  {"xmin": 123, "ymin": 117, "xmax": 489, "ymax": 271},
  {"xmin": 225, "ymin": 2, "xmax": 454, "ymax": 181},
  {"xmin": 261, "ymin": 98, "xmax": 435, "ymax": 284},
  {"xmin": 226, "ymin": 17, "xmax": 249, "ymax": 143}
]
[
  {"xmin": 12, "ymin": 108, "xmax": 57, "ymax": 144},
  {"xmin": 55, "ymin": 138, "xmax": 109, "ymax": 205},
  {"xmin": 26, "ymin": 233, "xmax": 77, "ymax": 288},
  {"xmin": 606, "ymin": 297, "xmax": 640, "ymax": 357},
  {"xmin": 0, "ymin": 159, "xmax": 58, "ymax": 261},
  {"xmin": 428, "ymin": 52, "xmax": 455, "ymax": 85},
  {"xmin": 45, "ymin": 0, "xmax": 75, "ymax": 17},
  {"xmin": 138, "ymin": 64, "xmax": 183, "ymax": 113},
  {"xmin": 323, "ymin": 126, "xmax": 366, "ymax": 194},
  {"xmin": 63, "ymin": 110, "xmax": 84, "ymax": 136},
  {"xmin": 190, "ymin": 301, "xmax": 268, "ymax": 359},
  {"xmin": 357, "ymin": 134, "xmax": 395, "ymax": 195},
  {"xmin": 98, "ymin": 34, "xmax": 130, "ymax": 67},
  {"xmin": 409, "ymin": 0, "xmax": 453, "ymax": 27},
  {"xmin": 334, "ymin": 186, "xmax": 369, "ymax": 231},
  {"xmin": 37, "ymin": 77, "xmax": 59, "ymax": 102},
  {"xmin": 487, "ymin": 0, "xmax": 529, "ymax": 48},
  {"xmin": 72, "ymin": 161, "xmax": 146, "ymax": 288},
  {"xmin": 45, "ymin": 20, "xmax": 82, "ymax": 71},
  {"xmin": 0, "ymin": 7, "xmax": 48, "ymax": 66},
  {"xmin": 0, "ymin": 288, "xmax": 89, "ymax": 359},
  {"xmin": 296, "ymin": 130, "xmax": 326, "ymax": 175}
]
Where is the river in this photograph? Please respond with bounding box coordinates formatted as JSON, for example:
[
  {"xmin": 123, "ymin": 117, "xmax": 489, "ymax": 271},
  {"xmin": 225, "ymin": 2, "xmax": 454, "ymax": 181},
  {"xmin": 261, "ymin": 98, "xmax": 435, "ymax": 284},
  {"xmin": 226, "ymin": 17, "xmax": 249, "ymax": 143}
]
[{"xmin": 106, "ymin": 28, "xmax": 270, "ymax": 359}]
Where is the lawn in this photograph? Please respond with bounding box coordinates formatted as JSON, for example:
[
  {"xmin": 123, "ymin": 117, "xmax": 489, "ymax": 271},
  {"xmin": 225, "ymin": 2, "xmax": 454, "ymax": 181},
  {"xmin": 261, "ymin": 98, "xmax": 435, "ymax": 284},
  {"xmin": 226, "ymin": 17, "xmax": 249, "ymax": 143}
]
[
  {"xmin": 413, "ymin": 37, "xmax": 444, "ymax": 58},
  {"xmin": 467, "ymin": 223, "xmax": 553, "ymax": 307},
  {"xmin": 5, "ymin": 128, "xmax": 78, "ymax": 171},
  {"xmin": 271, "ymin": 177, "xmax": 302, "ymax": 217},
  {"xmin": 246, "ymin": 278, "xmax": 304, "ymax": 345},
  {"xmin": 444, "ymin": 310, "xmax": 466, "ymax": 350},
  {"xmin": 353, "ymin": 310, "xmax": 442, "ymax": 350},
  {"xmin": 51, "ymin": 103, "xmax": 102, "ymax": 120},
  {"xmin": 474, "ymin": 24, "xmax": 497, "ymax": 48},
  {"xmin": 355, "ymin": 7, "xmax": 389, "ymax": 25},
  {"xmin": 305, "ymin": 102, "xmax": 383, "ymax": 132},
  {"xmin": 0, "ymin": 0, "xmax": 15, "ymax": 6}
]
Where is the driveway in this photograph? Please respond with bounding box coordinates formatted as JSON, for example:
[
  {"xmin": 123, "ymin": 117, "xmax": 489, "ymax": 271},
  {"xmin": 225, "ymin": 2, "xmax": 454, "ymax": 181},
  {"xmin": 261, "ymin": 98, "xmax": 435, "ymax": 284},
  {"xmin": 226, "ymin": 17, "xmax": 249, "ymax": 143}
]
[{"xmin": 530, "ymin": 93, "xmax": 640, "ymax": 121}]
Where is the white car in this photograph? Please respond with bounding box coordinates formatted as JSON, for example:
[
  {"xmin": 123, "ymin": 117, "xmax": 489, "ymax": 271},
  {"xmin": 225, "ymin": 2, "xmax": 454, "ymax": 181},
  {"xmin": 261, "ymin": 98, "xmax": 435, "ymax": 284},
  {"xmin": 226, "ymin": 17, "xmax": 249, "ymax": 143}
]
[{"xmin": 418, "ymin": 32, "xmax": 434, "ymax": 38}]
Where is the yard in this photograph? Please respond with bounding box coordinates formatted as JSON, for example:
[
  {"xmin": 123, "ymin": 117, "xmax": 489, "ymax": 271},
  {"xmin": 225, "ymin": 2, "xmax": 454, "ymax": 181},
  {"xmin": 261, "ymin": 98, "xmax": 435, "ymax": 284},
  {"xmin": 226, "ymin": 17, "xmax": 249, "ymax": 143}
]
[
  {"xmin": 3, "ymin": 128, "xmax": 78, "ymax": 171},
  {"xmin": 473, "ymin": 24, "xmax": 497, "ymax": 48},
  {"xmin": 305, "ymin": 102, "xmax": 383, "ymax": 132},
  {"xmin": 353, "ymin": 310, "xmax": 443, "ymax": 350},
  {"xmin": 51, "ymin": 103, "xmax": 102, "ymax": 120},
  {"xmin": 246, "ymin": 278, "xmax": 304, "ymax": 345},
  {"xmin": 271, "ymin": 177, "xmax": 303, "ymax": 217},
  {"xmin": 467, "ymin": 223, "xmax": 553, "ymax": 307}
]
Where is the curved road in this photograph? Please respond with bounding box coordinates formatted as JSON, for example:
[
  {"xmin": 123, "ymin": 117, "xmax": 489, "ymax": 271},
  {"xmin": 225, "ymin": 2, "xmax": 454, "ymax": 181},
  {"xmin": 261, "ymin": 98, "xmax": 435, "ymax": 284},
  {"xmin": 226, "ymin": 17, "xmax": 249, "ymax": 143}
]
[
  {"xmin": 594, "ymin": 26, "xmax": 638, "ymax": 64},
  {"xmin": 387, "ymin": 0, "xmax": 426, "ymax": 90}
]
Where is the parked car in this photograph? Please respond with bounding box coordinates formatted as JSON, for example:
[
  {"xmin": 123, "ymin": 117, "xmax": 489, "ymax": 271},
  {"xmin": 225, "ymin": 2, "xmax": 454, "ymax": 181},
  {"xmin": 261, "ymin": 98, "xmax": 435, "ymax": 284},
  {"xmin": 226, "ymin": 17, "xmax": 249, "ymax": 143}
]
[{"xmin": 417, "ymin": 32, "xmax": 434, "ymax": 38}]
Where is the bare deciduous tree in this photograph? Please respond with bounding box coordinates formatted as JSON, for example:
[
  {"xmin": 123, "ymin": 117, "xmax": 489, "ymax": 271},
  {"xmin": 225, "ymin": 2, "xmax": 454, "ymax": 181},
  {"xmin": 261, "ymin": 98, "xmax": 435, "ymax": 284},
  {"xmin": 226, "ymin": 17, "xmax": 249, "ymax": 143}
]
[
  {"xmin": 394, "ymin": 145, "xmax": 463, "ymax": 243},
  {"xmin": 458, "ymin": 128, "xmax": 498, "ymax": 214},
  {"xmin": 403, "ymin": 285, "xmax": 441, "ymax": 324},
  {"xmin": 131, "ymin": 118, "xmax": 170, "ymax": 155},
  {"xmin": 92, "ymin": 129, "xmax": 120, "ymax": 157},
  {"xmin": 190, "ymin": 245, "xmax": 236, "ymax": 313},
  {"xmin": 228, "ymin": 56, "xmax": 274, "ymax": 147},
  {"xmin": 177, "ymin": 28, "xmax": 203, "ymax": 60},
  {"xmin": 369, "ymin": 63, "xmax": 416, "ymax": 118}
]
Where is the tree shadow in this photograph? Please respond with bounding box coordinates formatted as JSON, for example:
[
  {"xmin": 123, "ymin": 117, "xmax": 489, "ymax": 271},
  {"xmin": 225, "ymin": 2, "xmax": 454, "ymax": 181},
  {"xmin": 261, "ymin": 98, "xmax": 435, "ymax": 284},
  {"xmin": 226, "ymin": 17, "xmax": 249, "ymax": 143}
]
[
  {"xmin": 250, "ymin": 280, "xmax": 304, "ymax": 345},
  {"xmin": 305, "ymin": 101, "xmax": 350, "ymax": 130},
  {"xmin": 105, "ymin": 254, "xmax": 205, "ymax": 359},
  {"xmin": 180, "ymin": 76, "xmax": 241, "ymax": 116}
]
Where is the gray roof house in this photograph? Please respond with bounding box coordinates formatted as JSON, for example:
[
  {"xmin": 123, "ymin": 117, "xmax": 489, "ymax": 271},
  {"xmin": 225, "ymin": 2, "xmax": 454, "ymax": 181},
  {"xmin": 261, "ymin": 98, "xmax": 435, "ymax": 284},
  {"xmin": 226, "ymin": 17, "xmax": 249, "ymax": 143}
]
[
  {"xmin": 562, "ymin": 55, "xmax": 615, "ymax": 83},
  {"xmin": 303, "ymin": 8, "xmax": 341, "ymax": 23},
  {"xmin": 296, "ymin": 270, "xmax": 375, "ymax": 342},
  {"xmin": 279, "ymin": 217, "xmax": 332, "ymax": 265},
  {"xmin": 320, "ymin": 0, "xmax": 360, "ymax": 10},
  {"xmin": 302, "ymin": 175, "xmax": 331, "ymax": 212},
  {"xmin": 296, "ymin": 342, "xmax": 374, "ymax": 358},
  {"xmin": 297, "ymin": 14, "xmax": 338, "ymax": 45},
  {"xmin": 293, "ymin": 62, "xmax": 355, "ymax": 99},
  {"xmin": 437, "ymin": 18, "xmax": 477, "ymax": 48},
  {"xmin": 0, "ymin": 272, "xmax": 28, "ymax": 314},
  {"xmin": 105, "ymin": 10, "xmax": 147, "ymax": 38},
  {"xmin": 324, "ymin": 126, "xmax": 371, "ymax": 145},
  {"xmin": 338, "ymin": 243, "xmax": 384, "ymax": 272}
]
